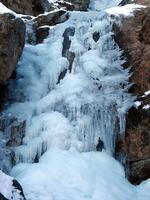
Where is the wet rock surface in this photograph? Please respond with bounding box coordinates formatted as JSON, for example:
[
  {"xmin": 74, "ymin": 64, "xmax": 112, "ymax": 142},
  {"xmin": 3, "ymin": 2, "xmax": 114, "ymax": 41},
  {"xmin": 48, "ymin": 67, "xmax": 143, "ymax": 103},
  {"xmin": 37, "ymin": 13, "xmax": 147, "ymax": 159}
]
[{"xmin": 115, "ymin": 0, "xmax": 150, "ymax": 184}]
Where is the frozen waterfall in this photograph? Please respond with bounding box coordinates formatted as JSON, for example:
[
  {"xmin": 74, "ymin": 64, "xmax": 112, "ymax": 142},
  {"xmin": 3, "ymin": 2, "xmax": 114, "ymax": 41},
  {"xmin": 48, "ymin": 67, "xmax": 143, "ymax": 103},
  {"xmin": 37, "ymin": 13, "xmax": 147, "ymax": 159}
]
[{"xmin": 2, "ymin": 10, "xmax": 133, "ymax": 164}]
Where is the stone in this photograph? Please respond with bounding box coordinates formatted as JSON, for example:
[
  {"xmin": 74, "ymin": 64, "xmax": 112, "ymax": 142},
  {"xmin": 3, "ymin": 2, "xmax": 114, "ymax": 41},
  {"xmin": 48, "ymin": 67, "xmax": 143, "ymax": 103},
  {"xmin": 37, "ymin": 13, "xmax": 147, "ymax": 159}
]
[
  {"xmin": 0, "ymin": 116, "xmax": 26, "ymax": 172},
  {"xmin": 0, "ymin": 13, "xmax": 26, "ymax": 84},
  {"xmin": 36, "ymin": 27, "xmax": 50, "ymax": 44},
  {"xmin": 1, "ymin": 0, "xmax": 50, "ymax": 16},
  {"xmin": 58, "ymin": 27, "xmax": 75, "ymax": 83},
  {"xmin": 65, "ymin": 0, "xmax": 89, "ymax": 11},
  {"xmin": 33, "ymin": 10, "xmax": 68, "ymax": 27}
]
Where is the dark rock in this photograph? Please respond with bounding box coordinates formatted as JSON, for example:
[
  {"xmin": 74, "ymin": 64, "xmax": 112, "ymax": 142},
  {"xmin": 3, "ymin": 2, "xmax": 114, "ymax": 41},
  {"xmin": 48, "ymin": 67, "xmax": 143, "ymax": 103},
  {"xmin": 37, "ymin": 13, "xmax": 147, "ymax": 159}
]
[
  {"xmin": 0, "ymin": 193, "xmax": 8, "ymax": 200},
  {"xmin": 65, "ymin": 0, "xmax": 89, "ymax": 11},
  {"xmin": 12, "ymin": 179, "xmax": 25, "ymax": 199},
  {"xmin": 58, "ymin": 27, "xmax": 75, "ymax": 83},
  {"xmin": 36, "ymin": 27, "xmax": 50, "ymax": 43},
  {"xmin": 96, "ymin": 137, "xmax": 105, "ymax": 152},
  {"xmin": 33, "ymin": 10, "xmax": 68, "ymax": 27},
  {"xmin": 62, "ymin": 27, "xmax": 75, "ymax": 71},
  {"xmin": 0, "ymin": 116, "xmax": 26, "ymax": 172},
  {"xmin": 93, "ymin": 31, "xmax": 100, "ymax": 42},
  {"xmin": 0, "ymin": 13, "xmax": 26, "ymax": 84},
  {"xmin": 0, "ymin": 171, "xmax": 26, "ymax": 200}
]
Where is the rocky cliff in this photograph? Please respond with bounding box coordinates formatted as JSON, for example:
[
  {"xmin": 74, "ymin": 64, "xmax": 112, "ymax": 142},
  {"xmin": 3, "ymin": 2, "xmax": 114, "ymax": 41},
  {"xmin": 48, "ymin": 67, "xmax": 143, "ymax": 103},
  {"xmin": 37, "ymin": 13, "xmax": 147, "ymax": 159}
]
[{"xmin": 115, "ymin": 0, "xmax": 150, "ymax": 184}]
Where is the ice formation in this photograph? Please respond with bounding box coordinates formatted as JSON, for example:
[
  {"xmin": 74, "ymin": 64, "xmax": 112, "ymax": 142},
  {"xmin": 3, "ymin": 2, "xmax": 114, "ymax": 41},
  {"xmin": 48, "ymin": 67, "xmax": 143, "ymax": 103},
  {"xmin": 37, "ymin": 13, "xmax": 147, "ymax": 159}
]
[{"xmin": 6, "ymin": 10, "xmax": 133, "ymax": 164}]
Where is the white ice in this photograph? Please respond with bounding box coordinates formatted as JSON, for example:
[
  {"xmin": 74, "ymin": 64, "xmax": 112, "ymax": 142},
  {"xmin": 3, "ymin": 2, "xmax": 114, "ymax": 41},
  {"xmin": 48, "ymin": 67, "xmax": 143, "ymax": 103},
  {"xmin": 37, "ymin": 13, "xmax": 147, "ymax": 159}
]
[
  {"xmin": 11, "ymin": 149, "xmax": 150, "ymax": 200},
  {"xmin": 106, "ymin": 4, "xmax": 146, "ymax": 17}
]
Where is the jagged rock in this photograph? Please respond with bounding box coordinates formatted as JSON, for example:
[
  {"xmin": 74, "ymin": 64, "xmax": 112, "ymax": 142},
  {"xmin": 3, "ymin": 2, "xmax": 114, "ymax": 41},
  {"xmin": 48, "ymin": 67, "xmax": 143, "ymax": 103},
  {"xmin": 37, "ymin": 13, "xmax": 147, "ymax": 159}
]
[
  {"xmin": 66, "ymin": 0, "xmax": 89, "ymax": 11},
  {"xmin": 1, "ymin": 0, "xmax": 51, "ymax": 16},
  {"xmin": 120, "ymin": 0, "xmax": 150, "ymax": 6},
  {"xmin": 0, "ymin": 171, "xmax": 25, "ymax": 200},
  {"xmin": 0, "ymin": 116, "xmax": 26, "ymax": 172},
  {"xmin": 62, "ymin": 27, "xmax": 75, "ymax": 72},
  {"xmin": 0, "ymin": 13, "xmax": 25, "ymax": 84},
  {"xmin": 31, "ymin": 10, "xmax": 69, "ymax": 44},
  {"xmin": 115, "ymin": 1, "xmax": 150, "ymax": 184},
  {"xmin": 36, "ymin": 27, "xmax": 50, "ymax": 44},
  {"xmin": 33, "ymin": 10, "xmax": 68, "ymax": 27},
  {"xmin": 56, "ymin": 1, "xmax": 74, "ymax": 11}
]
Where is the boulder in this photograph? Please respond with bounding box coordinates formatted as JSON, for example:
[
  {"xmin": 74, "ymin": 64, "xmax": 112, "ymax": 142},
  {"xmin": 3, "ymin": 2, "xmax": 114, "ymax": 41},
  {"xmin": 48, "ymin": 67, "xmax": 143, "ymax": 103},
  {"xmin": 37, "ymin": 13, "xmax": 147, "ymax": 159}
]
[
  {"xmin": 0, "ymin": 13, "xmax": 25, "ymax": 84},
  {"xmin": 1, "ymin": 0, "xmax": 50, "ymax": 16},
  {"xmin": 33, "ymin": 10, "xmax": 68, "ymax": 27},
  {"xmin": 65, "ymin": 0, "xmax": 89, "ymax": 11}
]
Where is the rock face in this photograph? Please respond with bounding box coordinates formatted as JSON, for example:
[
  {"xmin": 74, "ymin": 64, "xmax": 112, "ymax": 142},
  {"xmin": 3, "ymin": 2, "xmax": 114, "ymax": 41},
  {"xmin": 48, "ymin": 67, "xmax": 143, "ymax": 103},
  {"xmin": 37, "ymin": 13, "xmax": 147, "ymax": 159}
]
[
  {"xmin": 1, "ymin": 0, "xmax": 48, "ymax": 16},
  {"xmin": 66, "ymin": 0, "xmax": 89, "ymax": 11},
  {"xmin": 115, "ymin": 1, "xmax": 150, "ymax": 184},
  {"xmin": 0, "ymin": 116, "xmax": 26, "ymax": 173},
  {"xmin": 1, "ymin": 0, "xmax": 89, "ymax": 15},
  {"xmin": 0, "ymin": 13, "xmax": 25, "ymax": 84}
]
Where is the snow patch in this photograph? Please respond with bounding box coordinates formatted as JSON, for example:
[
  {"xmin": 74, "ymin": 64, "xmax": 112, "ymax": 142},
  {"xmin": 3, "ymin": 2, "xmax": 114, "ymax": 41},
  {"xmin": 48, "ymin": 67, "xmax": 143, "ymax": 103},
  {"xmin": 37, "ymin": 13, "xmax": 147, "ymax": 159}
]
[{"xmin": 106, "ymin": 4, "xmax": 146, "ymax": 17}]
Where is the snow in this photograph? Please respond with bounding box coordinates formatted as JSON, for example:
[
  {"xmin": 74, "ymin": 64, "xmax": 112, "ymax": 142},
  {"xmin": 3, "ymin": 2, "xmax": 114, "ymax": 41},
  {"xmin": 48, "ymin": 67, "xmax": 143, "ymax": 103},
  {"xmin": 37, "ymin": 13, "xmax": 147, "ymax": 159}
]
[
  {"xmin": 0, "ymin": 170, "xmax": 13, "ymax": 199},
  {"xmin": 0, "ymin": 2, "xmax": 16, "ymax": 15},
  {"xmin": 106, "ymin": 4, "xmax": 146, "ymax": 17},
  {"xmin": 134, "ymin": 101, "xmax": 141, "ymax": 108},
  {"xmin": 143, "ymin": 90, "xmax": 150, "ymax": 97},
  {"xmin": 143, "ymin": 104, "xmax": 150, "ymax": 110},
  {"xmin": 89, "ymin": 0, "xmax": 122, "ymax": 11},
  {"xmin": 11, "ymin": 149, "xmax": 150, "ymax": 200},
  {"xmin": 144, "ymin": 90, "xmax": 150, "ymax": 96}
]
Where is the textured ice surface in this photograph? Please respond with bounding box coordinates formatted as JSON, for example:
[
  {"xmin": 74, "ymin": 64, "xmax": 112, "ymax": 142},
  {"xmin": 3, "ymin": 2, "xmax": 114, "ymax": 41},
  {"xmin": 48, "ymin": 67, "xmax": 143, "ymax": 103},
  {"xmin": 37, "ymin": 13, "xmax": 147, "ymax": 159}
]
[{"xmin": 11, "ymin": 149, "xmax": 150, "ymax": 200}]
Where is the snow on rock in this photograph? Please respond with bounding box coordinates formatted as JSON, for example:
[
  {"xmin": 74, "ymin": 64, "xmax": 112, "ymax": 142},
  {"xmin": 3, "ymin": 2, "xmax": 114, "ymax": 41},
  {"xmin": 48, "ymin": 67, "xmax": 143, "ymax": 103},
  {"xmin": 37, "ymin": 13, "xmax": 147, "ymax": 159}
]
[
  {"xmin": 0, "ymin": 2, "xmax": 16, "ymax": 16},
  {"xmin": 106, "ymin": 4, "xmax": 146, "ymax": 17},
  {"xmin": 142, "ymin": 90, "xmax": 150, "ymax": 97},
  {"xmin": 0, "ymin": 170, "xmax": 25, "ymax": 200},
  {"xmin": 143, "ymin": 104, "xmax": 150, "ymax": 110},
  {"xmin": 89, "ymin": 0, "xmax": 122, "ymax": 11},
  {"xmin": 134, "ymin": 101, "xmax": 141, "ymax": 108}
]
